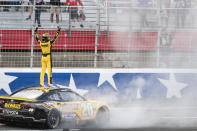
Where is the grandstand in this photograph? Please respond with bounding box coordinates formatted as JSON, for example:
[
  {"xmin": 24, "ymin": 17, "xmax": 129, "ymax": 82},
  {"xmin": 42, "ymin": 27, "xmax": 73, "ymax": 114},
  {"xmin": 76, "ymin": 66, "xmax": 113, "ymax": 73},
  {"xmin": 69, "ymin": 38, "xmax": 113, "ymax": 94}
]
[{"xmin": 0, "ymin": 0, "xmax": 197, "ymax": 68}]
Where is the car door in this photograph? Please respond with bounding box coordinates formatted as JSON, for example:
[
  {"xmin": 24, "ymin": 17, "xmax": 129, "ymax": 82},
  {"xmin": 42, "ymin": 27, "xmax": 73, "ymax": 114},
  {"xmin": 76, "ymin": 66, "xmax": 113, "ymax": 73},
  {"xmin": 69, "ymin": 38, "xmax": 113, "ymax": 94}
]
[
  {"xmin": 38, "ymin": 90, "xmax": 62, "ymax": 110},
  {"xmin": 58, "ymin": 90, "xmax": 95, "ymax": 120}
]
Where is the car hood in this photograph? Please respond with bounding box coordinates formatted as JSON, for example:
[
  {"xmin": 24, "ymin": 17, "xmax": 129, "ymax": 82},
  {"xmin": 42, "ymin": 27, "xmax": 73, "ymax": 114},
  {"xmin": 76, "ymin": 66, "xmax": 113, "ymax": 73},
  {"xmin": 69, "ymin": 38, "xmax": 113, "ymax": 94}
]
[{"xmin": 0, "ymin": 96, "xmax": 35, "ymax": 102}]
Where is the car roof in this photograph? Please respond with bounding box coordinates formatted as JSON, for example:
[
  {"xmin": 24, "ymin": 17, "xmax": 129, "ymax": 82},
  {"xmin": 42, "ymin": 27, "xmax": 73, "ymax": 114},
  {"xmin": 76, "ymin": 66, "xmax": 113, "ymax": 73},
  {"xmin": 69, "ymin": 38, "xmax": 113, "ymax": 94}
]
[
  {"xmin": 11, "ymin": 86, "xmax": 73, "ymax": 95},
  {"xmin": 26, "ymin": 86, "xmax": 72, "ymax": 92},
  {"xmin": 10, "ymin": 86, "xmax": 86, "ymax": 101}
]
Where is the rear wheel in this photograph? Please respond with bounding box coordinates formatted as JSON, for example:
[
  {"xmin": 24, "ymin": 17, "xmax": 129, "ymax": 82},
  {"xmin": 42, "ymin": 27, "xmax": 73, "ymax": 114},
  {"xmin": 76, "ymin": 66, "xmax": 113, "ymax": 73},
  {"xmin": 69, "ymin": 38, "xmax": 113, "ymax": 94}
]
[
  {"xmin": 46, "ymin": 109, "xmax": 60, "ymax": 129},
  {"xmin": 95, "ymin": 108, "xmax": 110, "ymax": 127}
]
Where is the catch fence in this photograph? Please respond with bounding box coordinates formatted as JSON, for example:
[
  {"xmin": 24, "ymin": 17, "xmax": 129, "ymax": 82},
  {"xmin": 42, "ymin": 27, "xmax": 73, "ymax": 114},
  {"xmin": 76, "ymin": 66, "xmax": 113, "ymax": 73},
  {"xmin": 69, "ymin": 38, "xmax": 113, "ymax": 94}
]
[{"xmin": 0, "ymin": 0, "xmax": 197, "ymax": 68}]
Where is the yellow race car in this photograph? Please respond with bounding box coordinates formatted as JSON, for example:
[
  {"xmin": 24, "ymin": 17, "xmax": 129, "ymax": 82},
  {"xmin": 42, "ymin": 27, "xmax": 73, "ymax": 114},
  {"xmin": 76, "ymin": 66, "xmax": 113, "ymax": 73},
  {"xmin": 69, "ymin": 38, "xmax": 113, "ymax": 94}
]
[{"xmin": 0, "ymin": 86, "xmax": 110, "ymax": 129}]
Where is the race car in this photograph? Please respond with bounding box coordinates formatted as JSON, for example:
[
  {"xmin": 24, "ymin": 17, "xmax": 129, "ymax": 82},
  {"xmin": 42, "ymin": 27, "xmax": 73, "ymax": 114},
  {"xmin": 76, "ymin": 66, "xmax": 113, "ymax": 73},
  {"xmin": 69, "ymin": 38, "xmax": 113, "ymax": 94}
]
[{"xmin": 0, "ymin": 86, "xmax": 110, "ymax": 129}]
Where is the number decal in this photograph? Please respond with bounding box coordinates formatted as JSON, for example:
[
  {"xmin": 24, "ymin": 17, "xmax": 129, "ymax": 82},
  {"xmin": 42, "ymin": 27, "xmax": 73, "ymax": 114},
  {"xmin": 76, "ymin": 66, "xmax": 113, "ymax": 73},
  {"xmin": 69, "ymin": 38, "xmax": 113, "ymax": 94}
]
[{"xmin": 81, "ymin": 103, "xmax": 94, "ymax": 117}]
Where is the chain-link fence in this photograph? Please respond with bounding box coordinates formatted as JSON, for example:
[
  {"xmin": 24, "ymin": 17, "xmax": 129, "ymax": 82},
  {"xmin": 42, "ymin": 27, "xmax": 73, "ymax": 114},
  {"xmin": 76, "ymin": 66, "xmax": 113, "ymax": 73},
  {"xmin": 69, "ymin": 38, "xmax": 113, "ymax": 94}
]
[{"xmin": 0, "ymin": 0, "xmax": 197, "ymax": 68}]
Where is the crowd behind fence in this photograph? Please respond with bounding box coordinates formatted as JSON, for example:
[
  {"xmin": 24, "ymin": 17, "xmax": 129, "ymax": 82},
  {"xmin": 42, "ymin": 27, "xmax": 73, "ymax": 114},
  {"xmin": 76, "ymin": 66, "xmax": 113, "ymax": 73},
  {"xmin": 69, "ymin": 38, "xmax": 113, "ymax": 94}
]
[{"xmin": 0, "ymin": 0, "xmax": 197, "ymax": 68}]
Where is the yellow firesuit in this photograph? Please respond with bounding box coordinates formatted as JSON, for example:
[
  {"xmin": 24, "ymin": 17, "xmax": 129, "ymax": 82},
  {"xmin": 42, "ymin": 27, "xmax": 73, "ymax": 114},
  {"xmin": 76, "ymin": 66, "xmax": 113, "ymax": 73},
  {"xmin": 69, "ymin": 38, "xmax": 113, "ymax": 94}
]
[{"xmin": 34, "ymin": 31, "xmax": 60, "ymax": 85}]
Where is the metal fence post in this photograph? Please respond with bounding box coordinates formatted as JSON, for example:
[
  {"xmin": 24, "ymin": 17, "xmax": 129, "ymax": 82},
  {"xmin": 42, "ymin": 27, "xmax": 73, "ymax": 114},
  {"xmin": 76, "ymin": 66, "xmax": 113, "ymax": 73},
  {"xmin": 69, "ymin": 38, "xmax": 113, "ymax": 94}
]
[
  {"xmin": 94, "ymin": 4, "xmax": 100, "ymax": 68},
  {"xmin": 128, "ymin": 3, "xmax": 132, "ymax": 54},
  {"xmin": 156, "ymin": 0, "xmax": 161, "ymax": 67},
  {"xmin": 106, "ymin": 1, "xmax": 109, "ymax": 36},
  {"xmin": 68, "ymin": 7, "xmax": 71, "ymax": 36},
  {"xmin": 0, "ymin": 30, "xmax": 2, "ymax": 63},
  {"xmin": 30, "ymin": 0, "xmax": 36, "ymax": 68}
]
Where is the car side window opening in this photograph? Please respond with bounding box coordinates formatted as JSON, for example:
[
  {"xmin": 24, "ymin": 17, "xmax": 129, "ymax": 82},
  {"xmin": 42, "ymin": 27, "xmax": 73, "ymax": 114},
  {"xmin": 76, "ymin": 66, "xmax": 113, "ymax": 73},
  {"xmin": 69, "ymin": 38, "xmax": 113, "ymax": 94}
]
[
  {"xmin": 49, "ymin": 93, "xmax": 60, "ymax": 101},
  {"xmin": 39, "ymin": 91, "xmax": 61, "ymax": 101},
  {"xmin": 58, "ymin": 91, "xmax": 84, "ymax": 102}
]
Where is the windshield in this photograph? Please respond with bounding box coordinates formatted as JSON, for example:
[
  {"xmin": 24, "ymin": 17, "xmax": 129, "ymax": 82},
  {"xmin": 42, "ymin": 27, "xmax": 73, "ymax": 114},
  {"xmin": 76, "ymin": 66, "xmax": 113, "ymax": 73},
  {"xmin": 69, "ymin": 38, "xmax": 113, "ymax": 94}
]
[{"xmin": 11, "ymin": 89, "xmax": 44, "ymax": 99}]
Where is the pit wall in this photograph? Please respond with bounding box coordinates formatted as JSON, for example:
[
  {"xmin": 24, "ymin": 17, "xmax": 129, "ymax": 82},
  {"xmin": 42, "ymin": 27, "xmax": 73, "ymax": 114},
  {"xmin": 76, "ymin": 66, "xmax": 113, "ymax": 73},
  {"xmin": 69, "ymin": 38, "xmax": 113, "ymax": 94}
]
[{"xmin": 0, "ymin": 68, "xmax": 197, "ymax": 100}]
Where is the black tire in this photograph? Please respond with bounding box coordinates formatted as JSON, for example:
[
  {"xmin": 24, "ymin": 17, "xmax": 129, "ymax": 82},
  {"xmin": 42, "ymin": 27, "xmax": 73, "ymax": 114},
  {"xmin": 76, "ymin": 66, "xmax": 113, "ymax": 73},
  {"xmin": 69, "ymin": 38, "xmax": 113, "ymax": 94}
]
[
  {"xmin": 95, "ymin": 108, "xmax": 110, "ymax": 127},
  {"xmin": 46, "ymin": 109, "xmax": 60, "ymax": 129}
]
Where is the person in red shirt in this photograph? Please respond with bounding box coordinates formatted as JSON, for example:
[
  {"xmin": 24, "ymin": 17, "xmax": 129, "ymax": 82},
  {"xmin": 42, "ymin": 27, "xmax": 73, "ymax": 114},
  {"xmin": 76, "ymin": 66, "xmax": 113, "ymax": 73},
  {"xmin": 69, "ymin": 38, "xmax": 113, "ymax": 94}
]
[{"xmin": 65, "ymin": 0, "xmax": 84, "ymax": 27}]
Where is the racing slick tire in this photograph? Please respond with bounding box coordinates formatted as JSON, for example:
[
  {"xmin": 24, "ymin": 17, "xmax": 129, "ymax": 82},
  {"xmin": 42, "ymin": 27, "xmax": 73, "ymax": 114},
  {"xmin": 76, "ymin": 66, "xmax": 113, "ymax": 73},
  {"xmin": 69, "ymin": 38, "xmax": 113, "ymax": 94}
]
[
  {"xmin": 95, "ymin": 108, "xmax": 110, "ymax": 127},
  {"xmin": 46, "ymin": 109, "xmax": 60, "ymax": 129}
]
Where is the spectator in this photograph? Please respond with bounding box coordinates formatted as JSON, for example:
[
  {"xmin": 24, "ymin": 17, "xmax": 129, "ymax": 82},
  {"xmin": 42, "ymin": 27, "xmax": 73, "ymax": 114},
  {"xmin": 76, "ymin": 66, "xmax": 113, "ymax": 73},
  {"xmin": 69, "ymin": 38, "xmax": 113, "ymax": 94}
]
[
  {"xmin": 26, "ymin": 0, "xmax": 33, "ymax": 20},
  {"xmin": 160, "ymin": 0, "xmax": 171, "ymax": 29},
  {"xmin": 65, "ymin": 0, "xmax": 84, "ymax": 28},
  {"xmin": 50, "ymin": 0, "xmax": 61, "ymax": 25},
  {"xmin": 79, "ymin": 9, "xmax": 86, "ymax": 21},
  {"xmin": 185, "ymin": 0, "xmax": 193, "ymax": 27},
  {"xmin": 175, "ymin": 0, "xmax": 187, "ymax": 28},
  {"xmin": 138, "ymin": 0, "xmax": 152, "ymax": 28},
  {"xmin": 160, "ymin": 30, "xmax": 173, "ymax": 49},
  {"xmin": 137, "ymin": 0, "xmax": 152, "ymax": 37},
  {"xmin": 0, "ymin": 1, "xmax": 3, "ymax": 11},
  {"xmin": 35, "ymin": 0, "xmax": 43, "ymax": 27},
  {"xmin": 0, "ymin": 1, "xmax": 10, "ymax": 12},
  {"xmin": 10, "ymin": 1, "xmax": 21, "ymax": 11},
  {"xmin": 186, "ymin": 0, "xmax": 192, "ymax": 8}
]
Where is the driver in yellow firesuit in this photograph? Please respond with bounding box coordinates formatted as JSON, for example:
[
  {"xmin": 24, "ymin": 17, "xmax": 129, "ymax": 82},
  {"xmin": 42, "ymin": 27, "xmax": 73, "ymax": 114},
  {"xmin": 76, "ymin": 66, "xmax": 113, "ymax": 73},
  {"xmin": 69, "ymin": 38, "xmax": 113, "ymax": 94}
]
[{"xmin": 34, "ymin": 26, "xmax": 61, "ymax": 87}]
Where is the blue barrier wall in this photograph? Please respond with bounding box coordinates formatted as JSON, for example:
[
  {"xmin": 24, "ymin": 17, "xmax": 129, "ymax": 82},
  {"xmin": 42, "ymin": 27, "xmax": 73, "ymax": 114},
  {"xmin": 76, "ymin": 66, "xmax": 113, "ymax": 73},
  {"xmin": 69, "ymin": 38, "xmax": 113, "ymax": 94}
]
[{"xmin": 1, "ymin": 68, "xmax": 197, "ymax": 100}]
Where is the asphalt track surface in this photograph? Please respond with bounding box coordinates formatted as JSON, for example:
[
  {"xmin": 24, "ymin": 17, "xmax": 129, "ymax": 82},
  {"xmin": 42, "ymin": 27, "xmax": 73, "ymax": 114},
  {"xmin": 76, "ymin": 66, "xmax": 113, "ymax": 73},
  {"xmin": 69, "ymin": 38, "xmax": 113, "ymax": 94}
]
[
  {"xmin": 1, "ymin": 125, "xmax": 197, "ymax": 131},
  {"xmin": 2, "ymin": 106, "xmax": 197, "ymax": 131}
]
